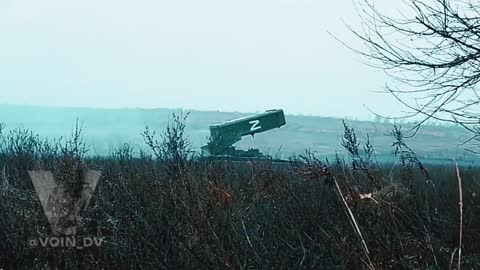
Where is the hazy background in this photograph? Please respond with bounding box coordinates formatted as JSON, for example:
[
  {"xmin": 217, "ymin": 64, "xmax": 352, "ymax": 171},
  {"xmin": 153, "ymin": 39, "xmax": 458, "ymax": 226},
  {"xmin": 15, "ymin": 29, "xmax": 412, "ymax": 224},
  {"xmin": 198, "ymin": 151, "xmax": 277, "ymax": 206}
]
[
  {"xmin": 2, "ymin": 0, "xmax": 470, "ymax": 160},
  {"xmin": 0, "ymin": 0, "xmax": 396, "ymax": 119}
]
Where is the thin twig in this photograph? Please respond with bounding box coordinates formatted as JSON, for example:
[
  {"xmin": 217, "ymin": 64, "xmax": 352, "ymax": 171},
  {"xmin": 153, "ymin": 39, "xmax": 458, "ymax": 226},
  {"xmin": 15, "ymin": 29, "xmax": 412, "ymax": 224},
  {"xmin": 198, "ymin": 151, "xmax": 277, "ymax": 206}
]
[
  {"xmin": 332, "ymin": 175, "xmax": 375, "ymax": 270},
  {"xmin": 241, "ymin": 219, "xmax": 254, "ymax": 250},
  {"xmin": 241, "ymin": 219, "xmax": 261, "ymax": 263},
  {"xmin": 449, "ymin": 247, "xmax": 458, "ymax": 270},
  {"xmin": 454, "ymin": 161, "xmax": 463, "ymax": 270}
]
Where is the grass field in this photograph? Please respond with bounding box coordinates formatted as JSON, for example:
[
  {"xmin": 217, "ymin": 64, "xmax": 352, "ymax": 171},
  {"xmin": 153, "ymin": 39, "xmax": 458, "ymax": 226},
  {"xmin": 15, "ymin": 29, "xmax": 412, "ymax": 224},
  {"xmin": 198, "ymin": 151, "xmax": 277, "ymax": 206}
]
[{"xmin": 0, "ymin": 114, "xmax": 479, "ymax": 269}]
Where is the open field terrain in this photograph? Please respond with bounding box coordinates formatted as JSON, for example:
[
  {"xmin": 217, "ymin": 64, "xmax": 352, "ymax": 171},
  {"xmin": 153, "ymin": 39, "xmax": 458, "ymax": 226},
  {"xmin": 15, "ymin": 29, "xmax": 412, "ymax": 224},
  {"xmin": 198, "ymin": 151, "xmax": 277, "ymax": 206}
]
[
  {"xmin": 0, "ymin": 104, "xmax": 475, "ymax": 160},
  {"xmin": 0, "ymin": 111, "xmax": 479, "ymax": 269}
]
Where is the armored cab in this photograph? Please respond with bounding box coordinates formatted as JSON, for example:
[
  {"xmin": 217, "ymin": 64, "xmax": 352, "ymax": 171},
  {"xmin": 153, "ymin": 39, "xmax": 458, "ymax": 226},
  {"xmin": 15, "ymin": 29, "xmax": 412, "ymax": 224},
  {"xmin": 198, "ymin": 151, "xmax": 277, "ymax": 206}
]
[{"xmin": 203, "ymin": 109, "xmax": 286, "ymax": 156}]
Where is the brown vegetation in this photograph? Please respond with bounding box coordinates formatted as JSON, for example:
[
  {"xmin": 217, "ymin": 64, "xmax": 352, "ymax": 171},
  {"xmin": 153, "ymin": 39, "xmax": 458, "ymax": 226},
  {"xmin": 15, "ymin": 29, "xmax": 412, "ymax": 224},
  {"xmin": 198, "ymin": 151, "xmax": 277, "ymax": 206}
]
[{"xmin": 0, "ymin": 114, "xmax": 479, "ymax": 269}]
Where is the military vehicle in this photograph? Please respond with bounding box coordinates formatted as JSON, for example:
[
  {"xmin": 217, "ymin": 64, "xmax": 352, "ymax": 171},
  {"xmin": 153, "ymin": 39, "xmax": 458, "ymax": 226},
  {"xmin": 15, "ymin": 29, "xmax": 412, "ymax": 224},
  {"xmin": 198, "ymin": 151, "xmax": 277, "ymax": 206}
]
[{"xmin": 202, "ymin": 109, "xmax": 286, "ymax": 157}]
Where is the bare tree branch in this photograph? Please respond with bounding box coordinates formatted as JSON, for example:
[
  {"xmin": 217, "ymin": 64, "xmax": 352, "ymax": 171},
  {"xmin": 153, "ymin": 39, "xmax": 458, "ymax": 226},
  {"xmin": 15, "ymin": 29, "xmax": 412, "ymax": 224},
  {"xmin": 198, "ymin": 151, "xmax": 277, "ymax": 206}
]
[{"xmin": 346, "ymin": 0, "xmax": 480, "ymax": 150}]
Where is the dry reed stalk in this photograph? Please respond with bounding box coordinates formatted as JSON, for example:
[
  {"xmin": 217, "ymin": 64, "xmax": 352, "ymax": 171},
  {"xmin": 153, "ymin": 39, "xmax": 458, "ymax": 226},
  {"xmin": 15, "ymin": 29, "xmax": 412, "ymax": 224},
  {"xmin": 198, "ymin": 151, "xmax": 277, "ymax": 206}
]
[
  {"xmin": 454, "ymin": 161, "xmax": 463, "ymax": 270},
  {"xmin": 332, "ymin": 175, "xmax": 375, "ymax": 270}
]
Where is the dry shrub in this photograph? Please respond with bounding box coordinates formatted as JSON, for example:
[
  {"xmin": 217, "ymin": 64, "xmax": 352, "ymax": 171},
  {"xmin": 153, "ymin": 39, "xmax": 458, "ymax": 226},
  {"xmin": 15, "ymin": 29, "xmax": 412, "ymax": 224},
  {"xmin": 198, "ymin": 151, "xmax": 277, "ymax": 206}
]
[{"xmin": 0, "ymin": 118, "xmax": 479, "ymax": 269}]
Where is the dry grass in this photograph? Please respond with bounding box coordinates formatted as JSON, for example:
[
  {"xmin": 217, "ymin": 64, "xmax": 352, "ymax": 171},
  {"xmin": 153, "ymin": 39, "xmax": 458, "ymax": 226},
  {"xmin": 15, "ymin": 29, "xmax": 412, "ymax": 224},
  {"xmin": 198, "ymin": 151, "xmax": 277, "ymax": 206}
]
[{"xmin": 0, "ymin": 116, "xmax": 479, "ymax": 269}]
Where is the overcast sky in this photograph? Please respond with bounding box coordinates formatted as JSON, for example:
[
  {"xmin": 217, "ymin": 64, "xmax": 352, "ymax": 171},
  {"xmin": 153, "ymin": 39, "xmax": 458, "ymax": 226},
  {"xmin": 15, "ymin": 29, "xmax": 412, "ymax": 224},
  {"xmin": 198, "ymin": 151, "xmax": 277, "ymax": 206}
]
[{"xmin": 0, "ymin": 0, "xmax": 402, "ymax": 119}]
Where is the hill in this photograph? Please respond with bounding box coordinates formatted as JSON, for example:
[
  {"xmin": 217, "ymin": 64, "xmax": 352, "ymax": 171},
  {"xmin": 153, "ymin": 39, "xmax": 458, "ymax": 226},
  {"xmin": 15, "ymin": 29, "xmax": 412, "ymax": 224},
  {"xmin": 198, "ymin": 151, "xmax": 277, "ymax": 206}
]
[{"xmin": 0, "ymin": 104, "xmax": 474, "ymax": 159}]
